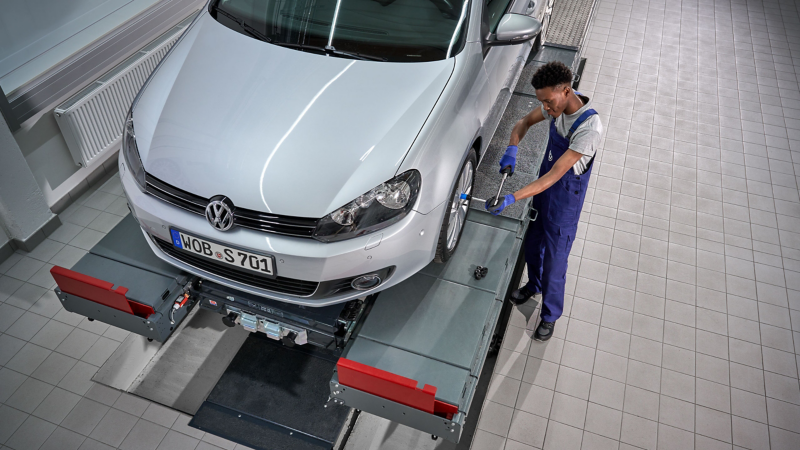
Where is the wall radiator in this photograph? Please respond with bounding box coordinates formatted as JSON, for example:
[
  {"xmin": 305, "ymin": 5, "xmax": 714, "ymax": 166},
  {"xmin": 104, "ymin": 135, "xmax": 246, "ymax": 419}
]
[{"xmin": 54, "ymin": 15, "xmax": 194, "ymax": 168}]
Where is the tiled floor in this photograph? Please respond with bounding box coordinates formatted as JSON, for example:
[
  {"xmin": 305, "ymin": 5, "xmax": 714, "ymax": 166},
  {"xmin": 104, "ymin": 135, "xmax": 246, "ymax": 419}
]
[
  {"xmin": 3, "ymin": 0, "xmax": 800, "ymax": 449},
  {"xmin": 0, "ymin": 173, "xmax": 250, "ymax": 450},
  {"xmin": 474, "ymin": 0, "xmax": 800, "ymax": 449}
]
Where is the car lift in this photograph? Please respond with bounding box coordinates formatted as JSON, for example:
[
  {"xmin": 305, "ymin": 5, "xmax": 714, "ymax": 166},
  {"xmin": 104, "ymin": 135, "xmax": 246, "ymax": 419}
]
[
  {"xmin": 51, "ymin": 200, "xmax": 529, "ymax": 448},
  {"xmin": 46, "ymin": 1, "xmax": 597, "ymax": 447}
]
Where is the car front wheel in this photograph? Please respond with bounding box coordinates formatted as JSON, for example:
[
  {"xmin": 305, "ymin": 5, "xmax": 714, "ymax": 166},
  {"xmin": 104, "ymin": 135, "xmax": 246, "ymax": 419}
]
[{"xmin": 434, "ymin": 148, "xmax": 477, "ymax": 263}]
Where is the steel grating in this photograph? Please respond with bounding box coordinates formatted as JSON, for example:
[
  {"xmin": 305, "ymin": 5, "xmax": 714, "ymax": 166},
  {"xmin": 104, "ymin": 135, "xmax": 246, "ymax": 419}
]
[
  {"xmin": 472, "ymin": 93, "xmax": 548, "ymax": 221},
  {"xmin": 545, "ymin": 0, "xmax": 597, "ymax": 48}
]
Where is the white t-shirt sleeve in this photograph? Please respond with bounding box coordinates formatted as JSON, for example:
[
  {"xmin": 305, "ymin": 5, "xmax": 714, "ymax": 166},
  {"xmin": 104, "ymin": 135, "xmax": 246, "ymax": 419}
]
[{"xmin": 569, "ymin": 116, "xmax": 602, "ymax": 157}]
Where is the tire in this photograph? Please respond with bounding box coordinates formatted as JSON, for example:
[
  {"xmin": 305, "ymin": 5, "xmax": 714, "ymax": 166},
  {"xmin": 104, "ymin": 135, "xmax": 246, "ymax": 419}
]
[{"xmin": 434, "ymin": 148, "xmax": 477, "ymax": 263}]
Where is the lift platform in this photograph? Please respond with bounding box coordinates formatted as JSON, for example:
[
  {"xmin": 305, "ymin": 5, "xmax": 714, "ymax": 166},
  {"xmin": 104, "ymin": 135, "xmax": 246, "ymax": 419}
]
[
  {"xmin": 52, "ymin": 201, "xmax": 530, "ymax": 448},
  {"xmin": 184, "ymin": 209, "xmax": 529, "ymax": 449},
  {"xmin": 47, "ymin": 0, "xmax": 600, "ymax": 444}
]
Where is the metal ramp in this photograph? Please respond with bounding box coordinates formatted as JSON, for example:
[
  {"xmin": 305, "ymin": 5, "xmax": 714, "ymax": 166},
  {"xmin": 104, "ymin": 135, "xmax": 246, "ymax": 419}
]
[
  {"xmin": 530, "ymin": 0, "xmax": 599, "ymax": 87},
  {"xmin": 330, "ymin": 211, "xmax": 527, "ymax": 442},
  {"xmin": 547, "ymin": 0, "xmax": 596, "ymax": 48}
]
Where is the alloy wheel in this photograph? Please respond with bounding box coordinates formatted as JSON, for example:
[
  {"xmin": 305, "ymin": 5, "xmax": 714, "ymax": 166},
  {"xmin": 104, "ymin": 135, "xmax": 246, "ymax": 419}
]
[{"xmin": 446, "ymin": 160, "xmax": 474, "ymax": 252}]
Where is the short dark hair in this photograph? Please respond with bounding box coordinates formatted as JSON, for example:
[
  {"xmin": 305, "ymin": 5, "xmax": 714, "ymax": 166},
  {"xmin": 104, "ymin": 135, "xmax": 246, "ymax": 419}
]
[{"xmin": 531, "ymin": 61, "xmax": 573, "ymax": 90}]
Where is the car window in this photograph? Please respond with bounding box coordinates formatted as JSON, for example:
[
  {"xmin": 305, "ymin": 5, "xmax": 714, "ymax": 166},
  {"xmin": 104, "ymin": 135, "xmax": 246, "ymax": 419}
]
[
  {"xmin": 211, "ymin": 0, "xmax": 469, "ymax": 62},
  {"xmin": 485, "ymin": 0, "xmax": 513, "ymax": 33}
]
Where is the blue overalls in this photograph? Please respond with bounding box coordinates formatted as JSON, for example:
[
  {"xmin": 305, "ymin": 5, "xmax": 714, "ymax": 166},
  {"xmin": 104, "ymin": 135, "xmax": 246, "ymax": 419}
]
[{"xmin": 525, "ymin": 108, "xmax": 597, "ymax": 322}]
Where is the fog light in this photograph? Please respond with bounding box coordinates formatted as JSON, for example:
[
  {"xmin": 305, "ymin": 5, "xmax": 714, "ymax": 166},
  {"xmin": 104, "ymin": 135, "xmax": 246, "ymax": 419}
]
[{"xmin": 351, "ymin": 274, "xmax": 382, "ymax": 290}]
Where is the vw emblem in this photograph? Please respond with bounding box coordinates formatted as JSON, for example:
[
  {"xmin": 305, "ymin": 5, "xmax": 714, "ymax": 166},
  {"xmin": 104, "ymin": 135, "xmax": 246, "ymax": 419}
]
[{"xmin": 205, "ymin": 196, "xmax": 234, "ymax": 231}]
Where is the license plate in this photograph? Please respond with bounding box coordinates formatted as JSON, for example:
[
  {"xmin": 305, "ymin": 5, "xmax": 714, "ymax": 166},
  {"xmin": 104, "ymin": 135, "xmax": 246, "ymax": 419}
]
[{"xmin": 170, "ymin": 229, "xmax": 276, "ymax": 277}]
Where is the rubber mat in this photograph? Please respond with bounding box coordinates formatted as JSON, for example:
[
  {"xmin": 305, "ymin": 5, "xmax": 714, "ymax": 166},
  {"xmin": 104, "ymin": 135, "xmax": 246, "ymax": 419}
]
[{"xmin": 190, "ymin": 333, "xmax": 351, "ymax": 450}]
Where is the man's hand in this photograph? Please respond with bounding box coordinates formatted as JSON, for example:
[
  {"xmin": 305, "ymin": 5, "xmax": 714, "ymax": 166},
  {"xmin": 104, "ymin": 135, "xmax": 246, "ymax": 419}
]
[
  {"xmin": 485, "ymin": 194, "xmax": 516, "ymax": 215},
  {"xmin": 499, "ymin": 145, "xmax": 518, "ymax": 175}
]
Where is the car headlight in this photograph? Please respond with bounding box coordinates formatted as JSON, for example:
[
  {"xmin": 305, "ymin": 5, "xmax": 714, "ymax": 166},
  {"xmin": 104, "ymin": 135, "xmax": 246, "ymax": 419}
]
[
  {"xmin": 122, "ymin": 110, "xmax": 146, "ymax": 191},
  {"xmin": 313, "ymin": 170, "xmax": 421, "ymax": 243}
]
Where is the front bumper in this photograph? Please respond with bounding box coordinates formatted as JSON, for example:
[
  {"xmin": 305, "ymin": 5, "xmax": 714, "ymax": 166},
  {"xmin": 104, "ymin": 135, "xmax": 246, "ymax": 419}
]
[{"xmin": 120, "ymin": 157, "xmax": 444, "ymax": 307}]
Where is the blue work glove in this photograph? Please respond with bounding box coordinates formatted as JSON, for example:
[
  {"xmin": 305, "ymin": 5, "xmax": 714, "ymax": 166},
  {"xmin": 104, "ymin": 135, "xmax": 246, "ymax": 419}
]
[
  {"xmin": 485, "ymin": 194, "xmax": 515, "ymax": 215},
  {"xmin": 499, "ymin": 145, "xmax": 518, "ymax": 175}
]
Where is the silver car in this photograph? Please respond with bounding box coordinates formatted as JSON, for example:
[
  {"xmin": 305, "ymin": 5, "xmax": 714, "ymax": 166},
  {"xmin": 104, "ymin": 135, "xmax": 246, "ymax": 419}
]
[{"xmin": 120, "ymin": 0, "xmax": 546, "ymax": 306}]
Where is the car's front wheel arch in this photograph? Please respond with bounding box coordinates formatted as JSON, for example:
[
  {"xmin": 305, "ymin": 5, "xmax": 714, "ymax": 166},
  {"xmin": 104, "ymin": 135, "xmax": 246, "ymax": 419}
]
[{"xmin": 434, "ymin": 148, "xmax": 477, "ymax": 263}]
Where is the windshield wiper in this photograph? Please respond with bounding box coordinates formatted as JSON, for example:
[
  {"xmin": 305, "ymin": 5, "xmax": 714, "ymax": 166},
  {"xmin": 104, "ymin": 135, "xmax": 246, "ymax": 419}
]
[
  {"xmin": 271, "ymin": 42, "xmax": 386, "ymax": 62},
  {"xmin": 211, "ymin": 5, "xmax": 272, "ymax": 43}
]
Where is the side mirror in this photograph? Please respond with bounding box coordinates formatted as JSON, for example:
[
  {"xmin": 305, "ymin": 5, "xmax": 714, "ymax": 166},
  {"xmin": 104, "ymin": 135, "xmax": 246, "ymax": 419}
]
[{"xmin": 489, "ymin": 14, "xmax": 542, "ymax": 46}]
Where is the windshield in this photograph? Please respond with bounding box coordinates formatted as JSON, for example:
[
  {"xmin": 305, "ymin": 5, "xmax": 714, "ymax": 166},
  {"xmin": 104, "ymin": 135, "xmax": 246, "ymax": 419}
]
[{"xmin": 209, "ymin": 0, "xmax": 469, "ymax": 62}]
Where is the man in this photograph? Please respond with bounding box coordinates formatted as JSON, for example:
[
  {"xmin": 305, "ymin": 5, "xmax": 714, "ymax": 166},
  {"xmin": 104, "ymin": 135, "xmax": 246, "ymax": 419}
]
[{"xmin": 485, "ymin": 61, "xmax": 603, "ymax": 341}]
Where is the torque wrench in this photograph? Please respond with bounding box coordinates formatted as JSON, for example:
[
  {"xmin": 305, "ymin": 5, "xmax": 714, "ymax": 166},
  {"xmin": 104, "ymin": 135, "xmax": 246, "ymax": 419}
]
[{"xmin": 491, "ymin": 166, "xmax": 513, "ymax": 207}]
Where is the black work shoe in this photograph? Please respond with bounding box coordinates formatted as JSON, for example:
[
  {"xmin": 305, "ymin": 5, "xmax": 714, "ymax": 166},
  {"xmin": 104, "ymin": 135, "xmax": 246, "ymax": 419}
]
[
  {"xmin": 510, "ymin": 286, "xmax": 538, "ymax": 306},
  {"xmin": 534, "ymin": 321, "xmax": 555, "ymax": 341}
]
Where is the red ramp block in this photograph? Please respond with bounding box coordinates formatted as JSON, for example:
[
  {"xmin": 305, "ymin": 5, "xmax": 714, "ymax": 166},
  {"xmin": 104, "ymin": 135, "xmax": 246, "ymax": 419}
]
[
  {"xmin": 336, "ymin": 358, "xmax": 458, "ymax": 419},
  {"xmin": 51, "ymin": 266, "xmax": 155, "ymax": 318}
]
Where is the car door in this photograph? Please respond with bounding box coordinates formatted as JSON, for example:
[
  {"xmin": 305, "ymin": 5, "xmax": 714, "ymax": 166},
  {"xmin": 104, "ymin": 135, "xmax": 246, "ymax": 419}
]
[
  {"xmin": 474, "ymin": 0, "xmax": 539, "ymax": 160},
  {"xmin": 481, "ymin": 0, "xmax": 542, "ymax": 99},
  {"xmin": 481, "ymin": 0, "xmax": 523, "ymax": 96}
]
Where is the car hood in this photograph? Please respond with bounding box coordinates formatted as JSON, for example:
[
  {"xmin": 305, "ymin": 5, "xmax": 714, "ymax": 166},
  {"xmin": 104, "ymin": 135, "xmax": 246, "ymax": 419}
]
[{"xmin": 134, "ymin": 13, "xmax": 454, "ymax": 218}]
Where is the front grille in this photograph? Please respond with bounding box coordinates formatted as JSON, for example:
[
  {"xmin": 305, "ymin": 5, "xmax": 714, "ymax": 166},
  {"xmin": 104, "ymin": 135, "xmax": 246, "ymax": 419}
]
[
  {"xmin": 233, "ymin": 208, "xmax": 317, "ymax": 237},
  {"xmin": 145, "ymin": 175, "xmax": 319, "ymax": 238},
  {"xmin": 154, "ymin": 238, "xmax": 319, "ymax": 296},
  {"xmin": 146, "ymin": 175, "xmax": 206, "ymax": 215}
]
